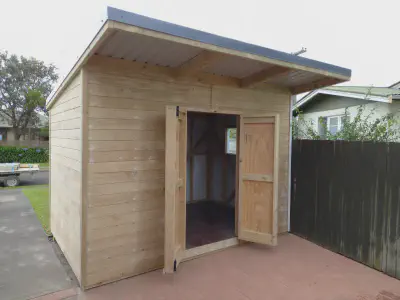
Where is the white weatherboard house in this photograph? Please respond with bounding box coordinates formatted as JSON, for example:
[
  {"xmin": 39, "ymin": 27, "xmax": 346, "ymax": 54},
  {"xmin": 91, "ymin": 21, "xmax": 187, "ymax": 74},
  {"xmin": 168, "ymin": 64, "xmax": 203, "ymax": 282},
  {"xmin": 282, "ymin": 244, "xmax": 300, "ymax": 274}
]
[
  {"xmin": 46, "ymin": 7, "xmax": 351, "ymax": 289},
  {"xmin": 294, "ymin": 84, "xmax": 400, "ymax": 136}
]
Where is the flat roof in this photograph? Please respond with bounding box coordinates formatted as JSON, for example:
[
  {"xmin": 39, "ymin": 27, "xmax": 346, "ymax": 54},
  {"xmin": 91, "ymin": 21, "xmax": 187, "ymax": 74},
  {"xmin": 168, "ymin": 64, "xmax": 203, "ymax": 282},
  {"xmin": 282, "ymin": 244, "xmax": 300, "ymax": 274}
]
[
  {"xmin": 108, "ymin": 7, "xmax": 351, "ymax": 79},
  {"xmin": 47, "ymin": 7, "xmax": 352, "ymax": 109}
]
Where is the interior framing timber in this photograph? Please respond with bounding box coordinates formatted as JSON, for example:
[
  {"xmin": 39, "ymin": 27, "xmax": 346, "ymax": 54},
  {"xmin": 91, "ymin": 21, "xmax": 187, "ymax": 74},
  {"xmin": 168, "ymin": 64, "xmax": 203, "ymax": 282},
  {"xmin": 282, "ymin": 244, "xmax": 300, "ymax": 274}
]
[
  {"xmin": 240, "ymin": 66, "xmax": 291, "ymax": 88},
  {"xmin": 290, "ymin": 77, "xmax": 342, "ymax": 94},
  {"xmin": 112, "ymin": 21, "xmax": 349, "ymax": 81},
  {"xmin": 174, "ymin": 50, "xmax": 226, "ymax": 77}
]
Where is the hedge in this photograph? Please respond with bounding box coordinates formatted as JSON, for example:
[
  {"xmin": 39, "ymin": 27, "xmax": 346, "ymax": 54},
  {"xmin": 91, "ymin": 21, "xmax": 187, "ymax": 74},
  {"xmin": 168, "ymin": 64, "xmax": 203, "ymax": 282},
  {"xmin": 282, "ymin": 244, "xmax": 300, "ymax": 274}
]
[{"xmin": 0, "ymin": 146, "xmax": 49, "ymax": 163}]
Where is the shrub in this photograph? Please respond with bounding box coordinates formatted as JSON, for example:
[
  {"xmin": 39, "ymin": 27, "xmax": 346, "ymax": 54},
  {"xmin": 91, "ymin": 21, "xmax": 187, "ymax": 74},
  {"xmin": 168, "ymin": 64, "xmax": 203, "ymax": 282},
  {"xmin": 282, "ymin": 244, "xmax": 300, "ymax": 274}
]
[
  {"xmin": 0, "ymin": 146, "xmax": 49, "ymax": 163},
  {"xmin": 292, "ymin": 105, "xmax": 400, "ymax": 142}
]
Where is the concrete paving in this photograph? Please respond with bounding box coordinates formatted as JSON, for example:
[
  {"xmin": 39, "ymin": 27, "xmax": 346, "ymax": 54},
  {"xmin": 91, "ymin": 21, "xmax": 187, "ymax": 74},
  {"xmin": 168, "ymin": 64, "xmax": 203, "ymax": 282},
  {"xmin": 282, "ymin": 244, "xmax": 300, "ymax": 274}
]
[
  {"xmin": 0, "ymin": 189, "xmax": 73, "ymax": 300},
  {"xmin": 75, "ymin": 234, "xmax": 400, "ymax": 300}
]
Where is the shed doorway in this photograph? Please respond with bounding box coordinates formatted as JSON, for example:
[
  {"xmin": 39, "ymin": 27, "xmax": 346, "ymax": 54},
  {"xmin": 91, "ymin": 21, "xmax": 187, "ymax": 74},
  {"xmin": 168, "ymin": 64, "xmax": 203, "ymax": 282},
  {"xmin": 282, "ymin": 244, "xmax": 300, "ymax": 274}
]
[
  {"xmin": 164, "ymin": 106, "xmax": 280, "ymax": 273},
  {"xmin": 186, "ymin": 112, "xmax": 238, "ymax": 249}
]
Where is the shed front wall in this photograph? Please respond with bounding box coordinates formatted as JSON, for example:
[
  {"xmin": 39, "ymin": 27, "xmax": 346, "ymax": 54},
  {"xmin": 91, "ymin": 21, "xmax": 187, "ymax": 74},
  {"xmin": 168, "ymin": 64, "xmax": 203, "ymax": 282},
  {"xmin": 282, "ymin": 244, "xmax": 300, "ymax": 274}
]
[
  {"xmin": 84, "ymin": 55, "xmax": 291, "ymax": 288},
  {"xmin": 50, "ymin": 72, "xmax": 83, "ymax": 282}
]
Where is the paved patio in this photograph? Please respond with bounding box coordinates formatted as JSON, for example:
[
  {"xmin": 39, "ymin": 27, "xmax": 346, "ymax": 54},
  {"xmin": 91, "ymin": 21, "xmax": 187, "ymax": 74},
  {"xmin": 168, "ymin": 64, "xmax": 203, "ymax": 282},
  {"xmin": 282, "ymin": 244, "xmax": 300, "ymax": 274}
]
[
  {"xmin": 51, "ymin": 234, "xmax": 399, "ymax": 300},
  {"xmin": 0, "ymin": 189, "xmax": 73, "ymax": 300}
]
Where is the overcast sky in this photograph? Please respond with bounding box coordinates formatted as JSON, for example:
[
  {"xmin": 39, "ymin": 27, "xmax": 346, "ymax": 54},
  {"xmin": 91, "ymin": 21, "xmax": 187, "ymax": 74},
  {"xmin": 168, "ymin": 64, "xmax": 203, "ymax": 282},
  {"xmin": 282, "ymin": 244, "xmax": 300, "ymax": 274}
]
[{"xmin": 1, "ymin": 0, "xmax": 399, "ymax": 89}]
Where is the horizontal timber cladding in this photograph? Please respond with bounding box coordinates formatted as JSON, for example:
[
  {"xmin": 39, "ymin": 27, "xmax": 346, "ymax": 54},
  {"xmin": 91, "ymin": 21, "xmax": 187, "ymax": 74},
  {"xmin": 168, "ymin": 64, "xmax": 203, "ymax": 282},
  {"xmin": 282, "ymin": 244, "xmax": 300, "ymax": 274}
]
[
  {"xmin": 84, "ymin": 55, "xmax": 291, "ymax": 288},
  {"xmin": 49, "ymin": 72, "xmax": 83, "ymax": 283}
]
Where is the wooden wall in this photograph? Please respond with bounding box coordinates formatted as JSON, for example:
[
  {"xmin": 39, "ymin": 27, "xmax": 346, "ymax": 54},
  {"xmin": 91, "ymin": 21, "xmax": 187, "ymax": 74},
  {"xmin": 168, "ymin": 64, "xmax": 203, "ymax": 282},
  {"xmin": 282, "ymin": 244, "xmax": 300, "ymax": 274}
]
[
  {"xmin": 83, "ymin": 55, "xmax": 291, "ymax": 288},
  {"xmin": 49, "ymin": 73, "xmax": 83, "ymax": 282}
]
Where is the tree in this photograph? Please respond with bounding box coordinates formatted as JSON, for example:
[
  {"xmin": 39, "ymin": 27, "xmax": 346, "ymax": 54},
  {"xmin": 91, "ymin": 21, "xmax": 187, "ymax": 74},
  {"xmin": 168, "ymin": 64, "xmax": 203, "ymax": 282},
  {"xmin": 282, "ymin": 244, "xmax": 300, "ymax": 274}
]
[
  {"xmin": 292, "ymin": 105, "xmax": 400, "ymax": 142},
  {"xmin": 0, "ymin": 51, "xmax": 58, "ymax": 140},
  {"xmin": 39, "ymin": 123, "xmax": 49, "ymax": 140}
]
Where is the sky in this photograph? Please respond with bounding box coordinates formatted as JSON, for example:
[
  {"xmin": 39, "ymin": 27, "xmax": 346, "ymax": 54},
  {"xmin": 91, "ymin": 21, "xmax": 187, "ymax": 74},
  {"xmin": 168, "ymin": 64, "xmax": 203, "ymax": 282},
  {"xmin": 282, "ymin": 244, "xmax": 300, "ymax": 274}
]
[{"xmin": 1, "ymin": 0, "xmax": 399, "ymax": 90}]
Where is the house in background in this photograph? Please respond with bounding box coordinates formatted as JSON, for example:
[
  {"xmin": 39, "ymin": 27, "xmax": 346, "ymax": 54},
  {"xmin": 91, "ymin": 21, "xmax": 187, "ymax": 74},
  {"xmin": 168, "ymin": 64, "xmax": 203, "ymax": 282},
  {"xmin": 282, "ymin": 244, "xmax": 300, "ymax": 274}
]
[
  {"xmin": 389, "ymin": 80, "xmax": 400, "ymax": 89},
  {"xmin": 0, "ymin": 113, "xmax": 48, "ymax": 142},
  {"xmin": 293, "ymin": 84, "xmax": 400, "ymax": 136}
]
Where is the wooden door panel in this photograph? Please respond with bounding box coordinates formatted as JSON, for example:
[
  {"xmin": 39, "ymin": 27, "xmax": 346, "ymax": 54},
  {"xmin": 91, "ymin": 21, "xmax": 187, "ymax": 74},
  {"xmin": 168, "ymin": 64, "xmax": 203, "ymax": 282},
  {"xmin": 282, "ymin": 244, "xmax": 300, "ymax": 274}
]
[
  {"xmin": 238, "ymin": 115, "xmax": 279, "ymax": 246},
  {"xmin": 243, "ymin": 123, "xmax": 274, "ymax": 174},
  {"xmin": 241, "ymin": 181, "xmax": 274, "ymax": 243},
  {"xmin": 164, "ymin": 106, "xmax": 186, "ymax": 273}
]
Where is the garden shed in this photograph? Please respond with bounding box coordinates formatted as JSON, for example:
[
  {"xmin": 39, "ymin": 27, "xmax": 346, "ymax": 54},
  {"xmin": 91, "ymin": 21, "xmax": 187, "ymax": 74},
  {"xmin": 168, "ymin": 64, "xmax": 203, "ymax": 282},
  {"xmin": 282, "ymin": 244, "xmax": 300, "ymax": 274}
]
[{"xmin": 46, "ymin": 7, "xmax": 351, "ymax": 289}]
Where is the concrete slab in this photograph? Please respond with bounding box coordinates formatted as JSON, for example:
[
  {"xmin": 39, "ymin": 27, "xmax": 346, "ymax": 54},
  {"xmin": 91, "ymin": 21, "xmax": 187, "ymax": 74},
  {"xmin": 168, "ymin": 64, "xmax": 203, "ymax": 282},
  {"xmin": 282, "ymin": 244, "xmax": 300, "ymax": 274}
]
[
  {"xmin": 76, "ymin": 234, "xmax": 400, "ymax": 300},
  {"xmin": 0, "ymin": 189, "xmax": 73, "ymax": 300}
]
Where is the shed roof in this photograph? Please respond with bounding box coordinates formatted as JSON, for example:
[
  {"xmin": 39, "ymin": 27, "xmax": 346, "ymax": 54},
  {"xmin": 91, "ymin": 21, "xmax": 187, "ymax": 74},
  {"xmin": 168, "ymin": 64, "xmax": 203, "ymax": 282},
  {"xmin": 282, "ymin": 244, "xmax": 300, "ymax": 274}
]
[
  {"xmin": 47, "ymin": 7, "xmax": 351, "ymax": 109},
  {"xmin": 107, "ymin": 7, "xmax": 350, "ymax": 78}
]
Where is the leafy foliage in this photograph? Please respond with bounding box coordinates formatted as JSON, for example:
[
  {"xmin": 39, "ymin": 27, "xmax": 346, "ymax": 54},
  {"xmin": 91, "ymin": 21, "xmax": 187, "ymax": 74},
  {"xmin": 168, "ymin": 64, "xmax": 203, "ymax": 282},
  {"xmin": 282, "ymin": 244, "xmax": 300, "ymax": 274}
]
[
  {"xmin": 292, "ymin": 105, "xmax": 400, "ymax": 142},
  {"xmin": 0, "ymin": 51, "xmax": 58, "ymax": 140},
  {"xmin": 39, "ymin": 126, "xmax": 49, "ymax": 138},
  {"xmin": 0, "ymin": 146, "xmax": 49, "ymax": 163}
]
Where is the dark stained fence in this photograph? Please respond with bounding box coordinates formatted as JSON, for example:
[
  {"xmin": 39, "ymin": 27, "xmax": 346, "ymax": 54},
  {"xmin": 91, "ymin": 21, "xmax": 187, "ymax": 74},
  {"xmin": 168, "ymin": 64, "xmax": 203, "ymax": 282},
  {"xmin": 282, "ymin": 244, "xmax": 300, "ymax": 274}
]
[{"xmin": 291, "ymin": 140, "xmax": 400, "ymax": 279}]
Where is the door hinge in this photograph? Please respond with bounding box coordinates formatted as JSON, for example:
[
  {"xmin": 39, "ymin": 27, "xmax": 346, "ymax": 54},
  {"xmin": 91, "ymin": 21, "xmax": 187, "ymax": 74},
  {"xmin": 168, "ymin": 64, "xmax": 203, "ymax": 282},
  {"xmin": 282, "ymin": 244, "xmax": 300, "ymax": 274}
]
[
  {"xmin": 173, "ymin": 259, "xmax": 177, "ymax": 272},
  {"xmin": 176, "ymin": 106, "xmax": 186, "ymax": 121},
  {"xmin": 176, "ymin": 178, "xmax": 183, "ymax": 188}
]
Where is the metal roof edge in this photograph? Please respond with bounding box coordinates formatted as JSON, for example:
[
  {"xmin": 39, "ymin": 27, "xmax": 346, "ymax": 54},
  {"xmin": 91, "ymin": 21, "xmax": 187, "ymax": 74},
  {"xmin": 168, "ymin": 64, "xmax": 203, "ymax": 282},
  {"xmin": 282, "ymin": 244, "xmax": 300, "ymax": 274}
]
[{"xmin": 107, "ymin": 6, "xmax": 351, "ymax": 79}]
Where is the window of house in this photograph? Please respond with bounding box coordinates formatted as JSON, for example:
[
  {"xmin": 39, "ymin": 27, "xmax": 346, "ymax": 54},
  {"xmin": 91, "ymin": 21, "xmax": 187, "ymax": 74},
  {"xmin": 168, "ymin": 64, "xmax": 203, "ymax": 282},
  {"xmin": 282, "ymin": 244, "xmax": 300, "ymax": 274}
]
[
  {"xmin": 225, "ymin": 128, "xmax": 237, "ymax": 155},
  {"xmin": 319, "ymin": 115, "xmax": 348, "ymax": 137},
  {"xmin": 327, "ymin": 115, "xmax": 347, "ymax": 134}
]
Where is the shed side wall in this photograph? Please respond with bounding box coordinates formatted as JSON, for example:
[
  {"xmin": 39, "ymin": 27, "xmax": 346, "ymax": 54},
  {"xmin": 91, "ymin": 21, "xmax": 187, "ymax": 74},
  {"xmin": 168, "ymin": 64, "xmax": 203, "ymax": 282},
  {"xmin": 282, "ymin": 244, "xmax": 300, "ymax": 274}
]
[
  {"xmin": 84, "ymin": 55, "xmax": 290, "ymax": 288},
  {"xmin": 50, "ymin": 73, "xmax": 83, "ymax": 282}
]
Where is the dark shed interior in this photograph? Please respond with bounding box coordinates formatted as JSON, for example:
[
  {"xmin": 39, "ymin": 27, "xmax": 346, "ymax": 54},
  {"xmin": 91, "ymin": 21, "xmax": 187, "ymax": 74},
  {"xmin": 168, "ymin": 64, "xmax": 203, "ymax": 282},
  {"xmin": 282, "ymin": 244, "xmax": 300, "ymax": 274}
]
[{"xmin": 186, "ymin": 112, "xmax": 238, "ymax": 249}]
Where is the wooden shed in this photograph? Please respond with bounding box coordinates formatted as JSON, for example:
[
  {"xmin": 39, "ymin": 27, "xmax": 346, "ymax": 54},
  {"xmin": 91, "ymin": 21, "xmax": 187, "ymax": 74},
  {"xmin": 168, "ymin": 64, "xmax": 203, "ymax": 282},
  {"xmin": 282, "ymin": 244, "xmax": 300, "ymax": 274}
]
[{"xmin": 46, "ymin": 7, "xmax": 351, "ymax": 289}]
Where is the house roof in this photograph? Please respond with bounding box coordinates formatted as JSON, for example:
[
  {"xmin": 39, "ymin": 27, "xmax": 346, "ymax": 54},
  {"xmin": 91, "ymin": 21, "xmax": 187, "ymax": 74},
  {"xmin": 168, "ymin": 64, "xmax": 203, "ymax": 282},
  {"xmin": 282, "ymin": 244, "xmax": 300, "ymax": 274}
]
[
  {"xmin": 325, "ymin": 86, "xmax": 400, "ymax": 97},
  {"xmin": 47, "ymin": 7, "xmax": 351, "ymax": 109},
  {"xmin": 389, "ymin": 80, "xmax": 400, "ymax": 89},
  {"xmin": 293, "ymin": 85, "xmax": 400, "ymax": 111}
]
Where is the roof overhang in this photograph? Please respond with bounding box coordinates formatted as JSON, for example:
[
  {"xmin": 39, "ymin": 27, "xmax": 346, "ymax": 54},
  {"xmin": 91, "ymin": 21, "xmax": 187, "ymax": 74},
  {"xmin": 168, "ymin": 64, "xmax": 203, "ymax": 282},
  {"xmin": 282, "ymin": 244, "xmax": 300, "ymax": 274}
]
[
  {"xmin": 293, "ymin": 89, "xmax": 392, "ymax": 111},
  {"xmin": 47, "ymin": 7, "xmax": 351, "ymax": 109}
]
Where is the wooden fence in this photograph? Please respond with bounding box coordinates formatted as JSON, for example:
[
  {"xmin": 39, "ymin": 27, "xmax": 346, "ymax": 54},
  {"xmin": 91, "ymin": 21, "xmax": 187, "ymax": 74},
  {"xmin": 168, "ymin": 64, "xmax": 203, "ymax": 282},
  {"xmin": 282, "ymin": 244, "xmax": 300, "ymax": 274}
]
[{"xmin": 291, "ymin": 140, "xmax": 400, "ymax": 279}]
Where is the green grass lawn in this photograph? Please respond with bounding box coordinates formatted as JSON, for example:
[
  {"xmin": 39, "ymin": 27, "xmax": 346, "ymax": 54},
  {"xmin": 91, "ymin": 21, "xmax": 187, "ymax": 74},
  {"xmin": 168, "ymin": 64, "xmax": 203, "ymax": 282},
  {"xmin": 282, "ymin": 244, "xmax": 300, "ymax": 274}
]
[{"xmin": 22, "ymin": 185, "xmax": 50, "ymax": 235}]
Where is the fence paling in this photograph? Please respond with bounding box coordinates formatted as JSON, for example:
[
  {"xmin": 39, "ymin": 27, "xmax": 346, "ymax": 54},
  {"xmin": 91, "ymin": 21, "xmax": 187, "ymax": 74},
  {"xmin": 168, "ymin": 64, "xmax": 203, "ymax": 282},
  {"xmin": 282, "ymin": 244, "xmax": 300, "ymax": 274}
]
[{"xmin": 290, "ymin": 140, "xmax": 400, "ymax": 280}]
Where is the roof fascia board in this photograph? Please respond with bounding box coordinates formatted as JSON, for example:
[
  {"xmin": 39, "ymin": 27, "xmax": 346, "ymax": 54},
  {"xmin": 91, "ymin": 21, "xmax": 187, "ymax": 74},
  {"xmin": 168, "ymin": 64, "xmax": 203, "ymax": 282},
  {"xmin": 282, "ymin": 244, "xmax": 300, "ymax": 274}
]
[
  {"xmin": 293, "ymin": 89, "xmax": 391, "ymax": 110},
  {"xmin": 108, "ymin": 7, "xmax": 351, "ymax": 80},
  {"xmin": 46, "ymin": 21, "xmax": 114, "ymax": 109}
]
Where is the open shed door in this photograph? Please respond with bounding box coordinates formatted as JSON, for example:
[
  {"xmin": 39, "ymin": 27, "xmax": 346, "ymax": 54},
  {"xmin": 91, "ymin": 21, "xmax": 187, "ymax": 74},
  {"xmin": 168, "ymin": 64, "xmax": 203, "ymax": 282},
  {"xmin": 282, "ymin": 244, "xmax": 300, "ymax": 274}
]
[
  {"xmin": 164, "ymin": 106, "xmax": 187, "ymax": 273},
  {"xmin": 238, "ymin": 114, "xmax": 279, "ymax": 246}
]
